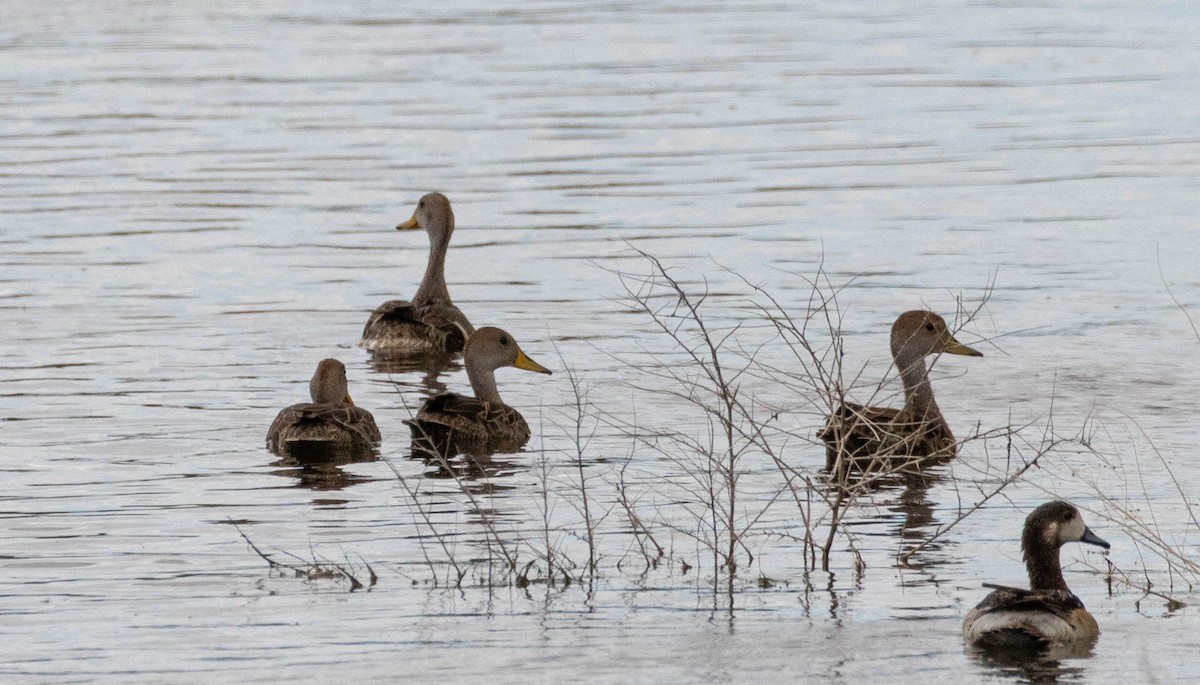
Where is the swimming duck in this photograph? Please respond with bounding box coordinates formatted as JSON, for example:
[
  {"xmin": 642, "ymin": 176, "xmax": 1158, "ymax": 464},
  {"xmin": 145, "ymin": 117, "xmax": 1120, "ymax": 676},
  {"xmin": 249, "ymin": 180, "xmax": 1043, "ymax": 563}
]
[
  {"xmin": 820, "ymin": 310, "xmax": 982, "ymax": 471},
  {"xmin": 408, "ymin": 327, "xmax": 551, "ymax": 453},
  {"xmin": 267, "ymin": 358, "xmax": 381, "ymax": 453},
  {"xmin": 963, "ymin": 500, "xmax": 1110, "ymax": 651},
  {"xmin": 360, "ymin": 192, "xmax": 475, "ymax": 353}
]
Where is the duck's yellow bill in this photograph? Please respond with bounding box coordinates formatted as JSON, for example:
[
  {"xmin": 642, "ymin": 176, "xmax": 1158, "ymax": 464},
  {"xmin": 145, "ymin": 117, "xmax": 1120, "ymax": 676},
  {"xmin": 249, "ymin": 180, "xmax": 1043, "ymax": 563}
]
[
  {"xmin": 943, "ymin": 336, "xmax": 983, "ymax": 357},
  {"xmin": 514, "ymin": 350, "xmax": 553, "ymax": 375},
  {"xmin": 396, "ymin": 214, "xmax": 419, "ymax": 231}
]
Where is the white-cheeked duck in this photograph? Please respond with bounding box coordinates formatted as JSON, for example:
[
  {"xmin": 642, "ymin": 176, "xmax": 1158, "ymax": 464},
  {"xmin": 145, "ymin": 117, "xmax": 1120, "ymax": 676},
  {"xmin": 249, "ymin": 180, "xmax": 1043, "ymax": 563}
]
[{"xmin": 963, "ymin": 500, "xmax": 1110, "ymax": 653}]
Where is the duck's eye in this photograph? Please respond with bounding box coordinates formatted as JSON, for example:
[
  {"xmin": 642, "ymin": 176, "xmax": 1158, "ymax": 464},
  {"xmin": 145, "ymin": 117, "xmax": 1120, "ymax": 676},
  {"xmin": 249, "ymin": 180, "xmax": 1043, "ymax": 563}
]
[
  {"xmin": 418, "ymin": 199, "xmax": 425, "ymax": 208},
  {"xmin": 924, "ymin": 323, "xmax": 935, "ymax": 332},
  {"xmin": 499, "ymin": 336, "xmax": 509, "ymax": 345}
]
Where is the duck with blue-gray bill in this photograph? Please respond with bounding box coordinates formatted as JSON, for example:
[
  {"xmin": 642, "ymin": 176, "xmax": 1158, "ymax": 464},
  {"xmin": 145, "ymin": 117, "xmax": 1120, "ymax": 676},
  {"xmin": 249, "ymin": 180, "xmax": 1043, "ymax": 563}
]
[{"xmin": 963, "ymin": 500, "xmax": 1110, "ymax": 652}]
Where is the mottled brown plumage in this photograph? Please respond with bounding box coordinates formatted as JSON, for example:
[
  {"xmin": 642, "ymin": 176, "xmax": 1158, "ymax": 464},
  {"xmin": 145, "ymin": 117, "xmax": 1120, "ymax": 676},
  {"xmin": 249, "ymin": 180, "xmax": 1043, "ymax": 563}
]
[
  {"xmin": 361, "ymin": 300, "xmax": 469, "ymax": 353},
  {"xmin": 408, "ymin": 327, "xmax": 551, "ymax": 455},
  {"xmin": 410, "ymin": 393, "xmax": 532, "ymax": 454},
  {"xmin": 820, "ymin": 310, "xmax": 982, "ymax": 472},
  {"xmin": 267, "ymin": 359, "xmax": 381, "ymax": 454},
  {"xmin": 963, "ymin": 501, "xmax": 1110, "ymax": 652},
  {"xmin": 361, "ymin": 192, "xmax": 474, "ymax": 353}
]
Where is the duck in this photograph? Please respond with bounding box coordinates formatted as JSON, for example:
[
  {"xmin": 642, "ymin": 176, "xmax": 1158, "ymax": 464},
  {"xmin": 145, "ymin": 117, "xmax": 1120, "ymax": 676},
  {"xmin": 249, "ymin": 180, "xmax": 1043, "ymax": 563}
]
[
  {"xmin": 963, "ymin": 500, "xmax": 1111, "ymax": 651},
  {"xmin": 266, "ymin": 358, "xmax": 381, "ymax": 454},
  {"xmin": 408, "ymin": 327, "xmax": 551, "ymax": 454},
  {"xmin": 360, "ymin": 192, "xmax": 475, "ymax": 353},
  {"xmin": 819, "ymin": 310, "xmax": 982, "ymax": 471}
]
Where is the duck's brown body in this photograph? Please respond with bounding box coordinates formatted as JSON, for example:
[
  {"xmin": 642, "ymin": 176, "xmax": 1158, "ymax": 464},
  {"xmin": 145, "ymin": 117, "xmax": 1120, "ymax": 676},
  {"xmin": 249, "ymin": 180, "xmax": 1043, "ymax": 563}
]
[
  {"xmin": 267, "ymin": 402, "xmax": 381, "ymax": 451},
  {"xmin": 267, "ymin": 359, "xmax": 381, "ymax": 454},
  {"xmin": 409, "ymin": 394, "xmax": 531, "ymax": 454},
  {"xmin": 361, "ymin": 299, "xmax": 471, "ymax": 353},
  {"xmin": 821, "ymin": 402, "xmax": 957, "ymax": 470}
]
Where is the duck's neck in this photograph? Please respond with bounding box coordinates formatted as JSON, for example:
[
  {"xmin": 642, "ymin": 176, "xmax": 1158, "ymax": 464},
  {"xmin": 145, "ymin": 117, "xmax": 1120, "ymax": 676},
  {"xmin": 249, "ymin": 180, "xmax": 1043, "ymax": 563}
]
[
  {"xmin": 1023, "ymin": 538, "xmax": 1068, "ymax": 591},
  {"xmin": 413, "ymin": 231, "xmax": 451, "ymax": 304},
  {"xmin": 896, "ymin": 353, "xmax": 940, "ymax": 423},
  {"xmin": 466, "ymin": 363, "xmax": 503, "ymax": 405}
]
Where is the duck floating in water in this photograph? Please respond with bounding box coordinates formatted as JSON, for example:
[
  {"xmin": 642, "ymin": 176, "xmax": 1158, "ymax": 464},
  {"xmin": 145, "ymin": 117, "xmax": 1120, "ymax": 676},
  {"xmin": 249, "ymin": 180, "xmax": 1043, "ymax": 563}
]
[
  {"xmin": 820, "ymin": 310, "xmax": 982, "ymax": 472},
  {"xmin": 267, "ymin": 358, "xmax": 381, "ymax": 454},
  {"xmin": 361, "ymin": 192, "xmax": 475, "ymax": 354},
  {"xmin": 408, "ymin": 327, "xmax": 551, "ymax": 454},
  {"xmin": 963, "ymin": 500, "xmax": 1110, "ymax": 653}
]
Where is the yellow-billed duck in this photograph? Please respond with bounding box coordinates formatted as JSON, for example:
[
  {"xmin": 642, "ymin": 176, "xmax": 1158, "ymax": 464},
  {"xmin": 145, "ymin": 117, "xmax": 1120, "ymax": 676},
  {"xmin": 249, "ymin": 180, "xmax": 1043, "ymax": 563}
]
[
  {"xmin": 963, "ymin": 500, "xmax": 1110, "ymax": 651},
  {"xmin": 820, "ymin": 310, "xmax": 982, "ymax": 471},
  {"xmin": 408, "ymin": 327, "xmax": 551, "ymax": 453},
  {"xmin": 267, "ymin": 358, "xmax": 381, "ymax": 453},
  {"xmin": 360, "ymin": 192, "xmax": 475, "ymax": 353}
]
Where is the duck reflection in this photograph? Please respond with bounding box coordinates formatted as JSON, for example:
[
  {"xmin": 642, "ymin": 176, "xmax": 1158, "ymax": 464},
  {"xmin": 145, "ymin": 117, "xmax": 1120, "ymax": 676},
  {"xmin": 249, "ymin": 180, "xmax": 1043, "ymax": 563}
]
[
  {"xmin": 269, "ymin": 441, "xmax": 381, "ymax": 491},
  {"xmin": 968, "ymin": 643, "xmax": 1092, "ymax": 683},
  {"xmin": 408, "ymin": 430, "xmax": 521, "ymax": 496},
  {"xmin": 366, "ymin": 350, "xmax": 458, "ymax": 426},
  {"xmin": 890, "ymin": 468, "xmax": 949, "ymax": 563},
  {"xmin": 822, "ymin": 457, "xmax": 952, "ymax": 576},
  {"xmin": 893, "ymin": 471, "xmax": 938, "ymax": 539},
  {"xmin": 366, "ymin": 349, "xmax": 459, "ymax": 393}
]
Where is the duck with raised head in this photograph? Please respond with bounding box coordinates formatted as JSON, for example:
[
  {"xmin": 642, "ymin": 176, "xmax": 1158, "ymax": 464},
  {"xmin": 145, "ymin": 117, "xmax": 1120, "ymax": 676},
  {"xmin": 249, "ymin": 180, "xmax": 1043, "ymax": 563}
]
[
  {"xmin": 963, "ymin": 500, "xmax": 1111, "ymax": 652},
  {"xmin": 267, "ymin": 358, "xmax": 381, "ymax": 453},
  {"xmin": 820, "ymin": 310, "xmax": 982, "ymax": 471},
  {"xmin": 408, "ymin": 327, "xmax": 552, "ymax": 453},
  {"xmin": 361, "ymin": 192, "xmax": 475, "ymax": 353}
]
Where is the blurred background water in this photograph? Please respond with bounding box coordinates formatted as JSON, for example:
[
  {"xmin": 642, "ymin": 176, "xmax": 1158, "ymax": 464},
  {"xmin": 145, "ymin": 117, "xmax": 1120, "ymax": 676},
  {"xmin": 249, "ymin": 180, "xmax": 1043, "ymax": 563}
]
[{"xmin": 2, "ymin": 1, "xmax": 1199, "ymax": 682}]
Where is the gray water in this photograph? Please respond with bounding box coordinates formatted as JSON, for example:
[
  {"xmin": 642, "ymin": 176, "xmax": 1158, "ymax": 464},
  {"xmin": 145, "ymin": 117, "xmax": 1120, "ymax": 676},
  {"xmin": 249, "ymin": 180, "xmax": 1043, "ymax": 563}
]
[{"xmin": 3, "ymin": 1, "xmax": 1200, "ymax": 682}]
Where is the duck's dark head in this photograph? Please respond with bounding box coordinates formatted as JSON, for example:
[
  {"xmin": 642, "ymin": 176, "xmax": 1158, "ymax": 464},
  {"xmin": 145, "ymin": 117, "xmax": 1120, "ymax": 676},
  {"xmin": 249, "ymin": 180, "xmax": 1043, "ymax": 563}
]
[{"xmin": 1023, "ymin": 500, "xmax": 1110, "ymax": 554}]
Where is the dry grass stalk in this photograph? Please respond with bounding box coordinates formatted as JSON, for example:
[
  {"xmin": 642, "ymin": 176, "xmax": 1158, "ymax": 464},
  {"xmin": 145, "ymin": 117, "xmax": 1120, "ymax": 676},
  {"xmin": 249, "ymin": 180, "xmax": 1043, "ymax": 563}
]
[
  {"xmin": 234, "ymin": 523, "xmax": 375, "ymax": 591},
  {"xmin": 241, "ymin": 251, "xmax": 1200, "ymax": 611}
]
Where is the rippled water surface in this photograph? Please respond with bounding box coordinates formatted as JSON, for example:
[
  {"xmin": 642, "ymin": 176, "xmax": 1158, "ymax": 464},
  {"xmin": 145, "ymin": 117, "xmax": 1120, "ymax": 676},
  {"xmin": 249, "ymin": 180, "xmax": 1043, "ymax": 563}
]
[{"xmin": 3, "ymin": 1, "xmax": 1200, "ymax": 682}]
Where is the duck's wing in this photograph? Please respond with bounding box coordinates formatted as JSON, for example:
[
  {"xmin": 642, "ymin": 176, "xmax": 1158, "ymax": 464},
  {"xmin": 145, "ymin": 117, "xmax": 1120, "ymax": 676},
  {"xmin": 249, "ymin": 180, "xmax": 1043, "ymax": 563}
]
[
  {"xmin": 821, "ymin": 402, "xmax": 902, "ymax": 441},
  {"xmin": 360, "ymin": 300, "xmax": 469, "ymax": 353},
  {"xmin": 407, "ymin": 393, "xmax": 530, "ymax": 453},
  {"xmin": 973, "ymin": 585, "xmax": 1084, "ymax": 619},
  {"xmin": 820, "ymin": 401, "xmax": 901, "ymax": 468},
  {"xmin": 343, "ymin": 405, "xmax": 382, "ymax": 443},
  {"xmin": 821, "ymin": 401, "xmax": 956, "ymax": 470},
  {"xmin": 267, "ymin": 403, "xmax": 381, "ymax": 452},
  {"xmin": 410, "ymin": 393, "xmax": 489, "ymax": 448},
  {"xmin": 266, "ymin": 405, "xmax": 295, "ymax": 448},
  {"xmin": 415, "ymin": 392, "xmax": 489, "ymax": 422}
]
